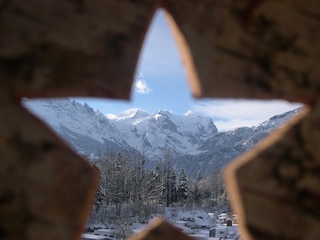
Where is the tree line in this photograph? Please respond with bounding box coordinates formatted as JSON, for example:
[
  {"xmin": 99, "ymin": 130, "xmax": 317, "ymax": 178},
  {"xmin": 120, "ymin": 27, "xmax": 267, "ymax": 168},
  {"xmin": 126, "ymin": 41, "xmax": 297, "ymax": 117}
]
[{"xmin": 87, "ymin": 150, "xmax": 230, "ymax": 225}]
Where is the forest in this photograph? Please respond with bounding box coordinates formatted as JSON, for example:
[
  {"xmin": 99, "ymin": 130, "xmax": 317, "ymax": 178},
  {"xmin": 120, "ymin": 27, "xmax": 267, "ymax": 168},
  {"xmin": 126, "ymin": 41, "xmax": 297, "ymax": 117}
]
[{"xmin": 86, "ymin": 150, "xmax": 230, "ymax": 231}]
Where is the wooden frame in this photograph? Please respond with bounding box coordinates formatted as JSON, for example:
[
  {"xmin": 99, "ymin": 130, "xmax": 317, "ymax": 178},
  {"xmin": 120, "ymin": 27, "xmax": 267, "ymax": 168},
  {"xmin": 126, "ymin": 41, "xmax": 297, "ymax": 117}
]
[{"xmin": 0, "ymin": 0, "xmax": 319, "ymax": 239}]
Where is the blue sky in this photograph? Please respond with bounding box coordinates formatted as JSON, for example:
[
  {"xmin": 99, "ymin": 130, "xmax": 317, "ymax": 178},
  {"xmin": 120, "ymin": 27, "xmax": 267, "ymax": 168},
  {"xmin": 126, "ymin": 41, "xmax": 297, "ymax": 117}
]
[{"xmin": 76, "ymin": 10, "xmax": 302, "ymax": 132}]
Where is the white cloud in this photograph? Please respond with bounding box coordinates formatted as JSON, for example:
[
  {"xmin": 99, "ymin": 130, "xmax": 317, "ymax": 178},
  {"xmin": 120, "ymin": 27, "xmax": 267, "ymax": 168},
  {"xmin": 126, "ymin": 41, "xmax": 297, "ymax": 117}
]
[
  {"xmin": 191, "ymin": 99, "xmax": 303, "ymax": 132},
  {"xmin": 134, "ymin": 74, "xmax": 152, "ymax": 94}
]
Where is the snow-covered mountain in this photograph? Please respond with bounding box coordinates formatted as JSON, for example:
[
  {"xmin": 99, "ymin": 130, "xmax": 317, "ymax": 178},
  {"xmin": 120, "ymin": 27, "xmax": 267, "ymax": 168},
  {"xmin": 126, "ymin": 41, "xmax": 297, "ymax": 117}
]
[
  {"xmin": 109, "ymin": 108, "xmax": 218, "ymax": 157},
  {"xmin": 22, "ymin": 98, "xmax": 140, "ymax": 157},
  {"xmin": 22, "ymin": 98, "xmax": 300, "ymax": 177}
]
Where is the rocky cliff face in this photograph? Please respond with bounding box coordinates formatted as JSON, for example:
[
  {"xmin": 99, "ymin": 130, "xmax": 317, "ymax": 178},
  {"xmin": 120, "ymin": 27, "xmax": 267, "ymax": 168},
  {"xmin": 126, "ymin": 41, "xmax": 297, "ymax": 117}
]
[{"xmin": 23, "ymin": 98, "xmax": 300, "ymax": 177}]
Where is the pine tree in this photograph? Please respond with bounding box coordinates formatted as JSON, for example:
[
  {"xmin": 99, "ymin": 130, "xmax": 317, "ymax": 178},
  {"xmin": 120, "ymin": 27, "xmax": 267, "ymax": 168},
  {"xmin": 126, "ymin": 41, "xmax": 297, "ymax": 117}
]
[
  {"xmin": 177, "ymin": 166, "xmax": 189, "ymax": 205},
  {"xmin": 109, "ymin": 152, "xmax": 129, "ymax": 216},
  {"xmin": 160, "ymin": 148, "xmax": 178, "ymax": 207},
  {"xmin": 150, "ymin": 161, "xmax": 162, "ymax": 203},
  {"xmin": 163, "ymin": 168, "xmax": 177, "ymax": 207},
  {"xmin": 169, "ymin": 171, "xmax": 178, "ymax": 204},
  {"xmin": 138, "ymin": 156, "xmax": 155, "ymax": 206},
  {"xmin": 191, "ymin": 170, "xmax": 203, "ymax": 206}
]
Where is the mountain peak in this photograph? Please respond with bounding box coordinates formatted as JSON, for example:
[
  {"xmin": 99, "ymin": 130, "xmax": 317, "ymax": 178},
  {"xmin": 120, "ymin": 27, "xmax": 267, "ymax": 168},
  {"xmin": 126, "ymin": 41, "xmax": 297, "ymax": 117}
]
[
  {"xmin": 112, "ymin": 108, "xmax": 150, "ymax": 122},
  {"xmin": 151, "ymin": 109, "xmax": 175, "ymax": 120},
  {"xmin": 154, "ymin": 109, "xmax": 172, "ymax": 116},
  {"xmin": 185, "ymin": 110, "xmax": 195, "ymax": 117},
  {"xmin": 22, "ymin": 98, "xmax": 300, "ymax": 177}
]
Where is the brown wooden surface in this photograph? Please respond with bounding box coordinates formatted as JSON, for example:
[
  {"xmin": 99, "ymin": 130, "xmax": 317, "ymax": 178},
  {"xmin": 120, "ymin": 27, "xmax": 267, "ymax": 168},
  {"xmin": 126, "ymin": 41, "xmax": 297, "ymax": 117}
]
[
  {"xmin": 225, "ymin": 104, "xmax": 320, "ymax": 240},
  {"xmin": 163, "ymin": 0, "xmax": 320, "ymax": 102},
  {"xmin": 0, "ymin": 0, "xmax": 158, "ymax": 100},
  {"xmin": 127, "ymin": 218, "xmax": 195, "ymax": 240},
  {"xmin": 0, "ymin": 0, "xmax": 320, "ymax": 239},
  {"xmin": 0, "ymin": 101, "xmax": 99, "ymax": 240}
]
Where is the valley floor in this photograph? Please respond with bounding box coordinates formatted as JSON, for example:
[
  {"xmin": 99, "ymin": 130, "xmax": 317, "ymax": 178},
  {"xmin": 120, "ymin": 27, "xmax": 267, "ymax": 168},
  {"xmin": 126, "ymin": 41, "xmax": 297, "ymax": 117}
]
[{"xmin": 85, "ymin": 206, "xmax": 239, "ymax": 240}]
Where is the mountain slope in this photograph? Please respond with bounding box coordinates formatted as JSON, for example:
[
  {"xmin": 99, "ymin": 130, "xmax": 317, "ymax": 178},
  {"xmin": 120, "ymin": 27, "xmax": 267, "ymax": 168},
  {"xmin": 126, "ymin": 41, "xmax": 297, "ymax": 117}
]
[
  {"xmin": 22, "ymin": 98, "xmax": 139, "ymax": 157},
  {"xmin": 22, "ymin": 98, "xmax": 300, "ymax": 177},
  {"xmin": 111, "ymin": 108, "xmax": 218, "ymax": 158},
  {"xmin": 176, "ymin": 108, "xmax": 301, "ymax": 177}
]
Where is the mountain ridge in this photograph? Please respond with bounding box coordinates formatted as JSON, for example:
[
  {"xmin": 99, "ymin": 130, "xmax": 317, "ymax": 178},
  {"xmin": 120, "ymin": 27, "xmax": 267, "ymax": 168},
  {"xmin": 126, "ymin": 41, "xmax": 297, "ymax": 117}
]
[{"xmin": 22, "ymin": 98, "xmax": 300, "ymax": 177}]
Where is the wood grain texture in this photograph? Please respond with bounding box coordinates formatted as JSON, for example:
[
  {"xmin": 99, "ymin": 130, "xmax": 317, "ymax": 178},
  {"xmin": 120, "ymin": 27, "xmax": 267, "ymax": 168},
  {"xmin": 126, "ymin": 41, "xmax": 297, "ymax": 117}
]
[
  {"xmin": 163, "ymin": 0, "xmax": 320, "ymax": 102},
  {"xmin": 0, "ymin": 102, "xmax": 99, "ymax": 240},
  {"xmin": 225, "ymin": 104, "xmax": 320, "ymax": 240},
  {"xmin": 0, "ymin": 0, "xmax": 158, "ymax": 100},
  {"xmin": 127, "ymin": 217, "xmax": 195, "ymax": 240},
  {"xmin": 0, "ymin": 0, "xmax": 320, "ymax": 239}
]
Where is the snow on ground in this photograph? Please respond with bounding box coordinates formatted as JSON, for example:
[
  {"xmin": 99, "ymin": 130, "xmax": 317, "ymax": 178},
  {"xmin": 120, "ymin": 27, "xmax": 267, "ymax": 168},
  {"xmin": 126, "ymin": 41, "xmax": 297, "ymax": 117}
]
[
  {"xmin": 127, "ymin": 207, "xmax": 216, "ymax": 239},
  {"xmin": 164, "ymin": 207, "xmax": 215, "ymax": 227},
  {"xmin": 85, "ymin": 207, "xmax": 241, "ymax": 239}
]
